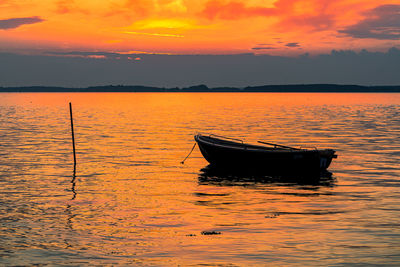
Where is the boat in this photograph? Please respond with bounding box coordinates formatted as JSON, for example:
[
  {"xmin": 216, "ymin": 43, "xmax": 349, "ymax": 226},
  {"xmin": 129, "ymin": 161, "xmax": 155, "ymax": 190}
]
[{"xmin": 194, "ymin": 134, "xmax": 337, "ymax": 173}]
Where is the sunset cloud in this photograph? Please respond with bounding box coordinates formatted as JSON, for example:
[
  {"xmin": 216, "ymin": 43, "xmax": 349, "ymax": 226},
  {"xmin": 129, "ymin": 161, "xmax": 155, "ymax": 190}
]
[
  {"xmin": 55, "ymin": 0, "xmax": 74, "ymax": 14},
  {"xmin": 1, "ymin": 1, "xmax": 400, "ymax": 55},
  {"xmin": 199, "ymin": 0, "xmax": 336, "ymax": 30},
  {"xmin": 107, "ymin": 0, "xmax": 187, "ymax": 19},
  {"xmin": 201, "ymin": 0, "xmax": 275, "ymax": 20},
  {"xmin": 0, "ymin": 16, "xmax": 44, "ymax": 30},
  {"xmin": 271, "ymin": 0, "xmax": 338, "ymax": 32},
  {"xmin": 54, "ymin": 0, "xmax": 89, "ymax": 14},
  {"xmin": 120, "ymin": 0, "xmax": 153, "ymax": 17},
  {"xmin": 339, "ymin": 4, "xmax": 400, "ymax": 40}
]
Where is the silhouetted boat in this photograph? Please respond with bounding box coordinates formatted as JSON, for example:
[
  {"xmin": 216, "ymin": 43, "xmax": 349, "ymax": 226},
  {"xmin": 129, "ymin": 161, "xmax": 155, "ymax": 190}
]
[{"xmin": 194, "ymin": 134, "xmax": 337, "ymax": 173}]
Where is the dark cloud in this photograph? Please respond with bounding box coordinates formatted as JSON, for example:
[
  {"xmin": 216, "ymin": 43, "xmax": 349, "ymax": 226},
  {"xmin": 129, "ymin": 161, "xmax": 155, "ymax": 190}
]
[
  {"xmin": 252, "ymin": 47, "xmax": 276, "ymax": 50},
  {"xmin": 47, "ymin": 51, "xmax": 117, "ymax": 58},
  {"xmin": 46, "ymin": 51, "xmax": 162, "ymax": 59},
  {"xmin": 0, "ymin": 16, "xmax": 44, "ymax": 30},
  {"xmin": 339, "ymin": 5, "xmax": 400, "ymax": 40},
  {"xmin": 1, "ymin": 48, "xmax": 400, "ymax": 87},
  {"xmin": 285, "ymin": 42, "xmax": 300, "ymax": 47}
]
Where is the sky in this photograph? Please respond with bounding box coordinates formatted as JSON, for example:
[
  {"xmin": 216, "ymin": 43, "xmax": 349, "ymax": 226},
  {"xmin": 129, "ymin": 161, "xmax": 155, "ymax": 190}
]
[{"xmin": 1, "ymin": 0, "xmax": 400, "ymax": 86}]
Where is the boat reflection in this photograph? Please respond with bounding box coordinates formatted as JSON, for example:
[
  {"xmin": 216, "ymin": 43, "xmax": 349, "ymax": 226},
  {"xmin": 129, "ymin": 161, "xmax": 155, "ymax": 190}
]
[{"xmin": 198, "ymin": 165, "xmax": 336, "ymax": 187}]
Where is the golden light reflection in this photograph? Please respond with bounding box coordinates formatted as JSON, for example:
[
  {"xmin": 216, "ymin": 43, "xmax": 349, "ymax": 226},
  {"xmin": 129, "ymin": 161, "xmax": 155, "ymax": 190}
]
[
  {"xmin": 1, "ymin": 92, "xmax": 400, "ymax": 265},
  {"xmin": 4, "ymin": 92, "xmax": 400, "ymax": 108}
]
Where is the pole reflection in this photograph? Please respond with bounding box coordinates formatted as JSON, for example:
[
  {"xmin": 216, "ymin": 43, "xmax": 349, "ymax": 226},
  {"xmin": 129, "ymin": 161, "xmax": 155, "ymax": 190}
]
[
  {"xmin": 71, "ymin": 164, "xmax": 77, "ymax": 200},
  {"xmin": 64, "ymin": 165, "xmax": 77, "ymax": 248}
]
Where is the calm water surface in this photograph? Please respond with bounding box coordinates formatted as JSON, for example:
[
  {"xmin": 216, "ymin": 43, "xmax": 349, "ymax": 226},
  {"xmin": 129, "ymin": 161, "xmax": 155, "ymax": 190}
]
[{"xmin": 0, "ymin": 93, "xmax": 399, "ymax": 266}]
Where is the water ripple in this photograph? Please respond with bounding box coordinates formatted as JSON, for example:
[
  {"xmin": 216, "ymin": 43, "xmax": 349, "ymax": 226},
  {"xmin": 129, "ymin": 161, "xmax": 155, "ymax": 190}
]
[{"xmin": 0, "ymin": 93, "xmax": 399, "ymax": 266}]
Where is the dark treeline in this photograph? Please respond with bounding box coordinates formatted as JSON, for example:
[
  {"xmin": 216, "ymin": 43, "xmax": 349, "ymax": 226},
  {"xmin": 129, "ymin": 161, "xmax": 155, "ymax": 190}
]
[{"xmin": 1, "ymin": 84, "xmax": 400, "ymax": 92}]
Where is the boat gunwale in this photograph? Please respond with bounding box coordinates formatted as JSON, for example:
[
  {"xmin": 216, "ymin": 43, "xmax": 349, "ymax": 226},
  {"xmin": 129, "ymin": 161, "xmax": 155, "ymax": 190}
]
[{"xmin": 195, "ymin": 134, "xmax": 324, "ymax": 154}]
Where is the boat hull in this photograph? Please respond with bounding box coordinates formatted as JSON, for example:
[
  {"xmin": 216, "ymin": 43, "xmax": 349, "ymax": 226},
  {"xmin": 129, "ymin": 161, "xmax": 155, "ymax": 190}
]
[{"xmin": 195, "ymin": 135, "xmax": 336, "ymax": 174}]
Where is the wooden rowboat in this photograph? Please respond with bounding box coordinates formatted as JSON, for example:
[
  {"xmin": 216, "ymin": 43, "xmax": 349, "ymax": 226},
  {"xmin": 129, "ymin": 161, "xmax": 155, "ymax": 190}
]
[{"xmin": 194, "ymin": 134, "xmax": 337, "ymax": 173}]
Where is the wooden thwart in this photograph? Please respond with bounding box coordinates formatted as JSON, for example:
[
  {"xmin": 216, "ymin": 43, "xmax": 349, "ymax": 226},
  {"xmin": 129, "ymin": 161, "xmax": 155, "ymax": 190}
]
[{"xmin": 257, "ymin": 141, "xmax": 301, "ymax": 150}]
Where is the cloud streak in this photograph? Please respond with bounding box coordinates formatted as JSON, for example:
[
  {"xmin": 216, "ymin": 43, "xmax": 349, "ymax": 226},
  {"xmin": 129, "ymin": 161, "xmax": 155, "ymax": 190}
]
[
  {"xmin": 124, "ymin": 31, "xmax": 184, "ymax": 37},
  {"xmin": 252, "ymin": 46, "xmax": 276, "ymax": 50},
  {"xmin": 339, "ymin": 4, "xmax": 400, "ymax": 40},
  {"xmin": 285, "ymin": 42, "xmax": 300, "ymax": 47},
  {"xmin": 0, "ymin": 16, "xmax": 44, "ymax": 30}
]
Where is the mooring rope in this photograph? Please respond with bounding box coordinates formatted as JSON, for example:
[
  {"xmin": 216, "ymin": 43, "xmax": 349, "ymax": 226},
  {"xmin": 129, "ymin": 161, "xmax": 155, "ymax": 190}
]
[{"xmin": 181, "ymin": 143, "xmax": 197, "ymax": 164}]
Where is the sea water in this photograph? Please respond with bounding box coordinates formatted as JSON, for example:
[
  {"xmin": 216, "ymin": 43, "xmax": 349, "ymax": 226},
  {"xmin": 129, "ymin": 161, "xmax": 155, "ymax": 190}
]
[{"xmin": 0, "ymin": 93, "xmax": 399, "ymax": 265}]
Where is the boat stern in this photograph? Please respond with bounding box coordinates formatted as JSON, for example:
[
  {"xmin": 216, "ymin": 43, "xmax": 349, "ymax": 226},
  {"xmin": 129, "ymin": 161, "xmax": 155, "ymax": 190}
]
[{"xmin": 319, "ymin": 149, "xmax": 337, "ymax": 170}]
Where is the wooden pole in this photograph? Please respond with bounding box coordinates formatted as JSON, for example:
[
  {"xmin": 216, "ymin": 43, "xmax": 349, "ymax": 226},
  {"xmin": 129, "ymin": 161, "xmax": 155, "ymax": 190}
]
[{"xmin": 69, "ymin": 102, "xmax": 76, "ymax": 166}]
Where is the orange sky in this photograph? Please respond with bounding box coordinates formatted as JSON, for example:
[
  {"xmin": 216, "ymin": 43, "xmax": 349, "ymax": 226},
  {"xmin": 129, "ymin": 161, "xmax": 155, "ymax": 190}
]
[{"xmin": 0, "ymin": 0, "xmax": 399, "ymax": 55}]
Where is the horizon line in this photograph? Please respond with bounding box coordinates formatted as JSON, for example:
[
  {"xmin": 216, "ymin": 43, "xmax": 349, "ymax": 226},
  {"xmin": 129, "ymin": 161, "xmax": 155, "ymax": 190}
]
[{"xmin": 1, "ymin": 84, "xmax": 400, "ymax": 93}]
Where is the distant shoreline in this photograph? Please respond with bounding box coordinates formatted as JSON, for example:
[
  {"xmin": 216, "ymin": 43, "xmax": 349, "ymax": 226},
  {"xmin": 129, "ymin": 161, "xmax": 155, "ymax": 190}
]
[{"xmin": 1, "ymin": 84, "xmax": 400, "ymax": 93}]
